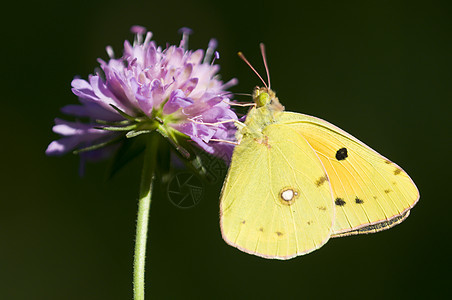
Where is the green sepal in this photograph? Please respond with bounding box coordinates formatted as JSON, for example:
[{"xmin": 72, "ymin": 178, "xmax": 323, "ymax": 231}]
[
  {"xmin": 126, "ymin": 130, "xmax": 153, "ymax": 138},
  {"xmin": 95, "ymin": 119, "xmax": 131, "ymax": 126},
  {"xmin": 94, "ymin": 124, "xmax": 138, "ymax": 131},
  {"xmin": 109, "ymin": 104, "xmax": 138, "ymax": 121},
  {"xmin": 156, "ymin": 126, "xmax": 190, "ymax": 159},
  {"xmin": 157, "ymin": 127, "xmax": 218, "ymax": 183},
  {"xmin": 73, "ymin": 134, "xmax": 125, "ymax": 154}
]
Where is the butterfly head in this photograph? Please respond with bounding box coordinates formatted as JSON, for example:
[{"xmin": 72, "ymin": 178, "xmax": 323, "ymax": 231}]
[
  {"xmin": 238, "ymin": 45, "xmax": 285, "ymax": 112},
  {"xmin": 253, "ymin": 87, "xmax": 284, "ymax": 111}
]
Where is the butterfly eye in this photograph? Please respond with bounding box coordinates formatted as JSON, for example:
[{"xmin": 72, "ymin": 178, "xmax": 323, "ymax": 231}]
[{"xmin": 256, "ymin": 91, "xmax": 270, "ymax": 107}]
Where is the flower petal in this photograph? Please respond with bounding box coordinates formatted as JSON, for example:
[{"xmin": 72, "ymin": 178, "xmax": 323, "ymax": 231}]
[{"xmin": 163, "ymin": 90, "xmax": 193, "ymax": 114}]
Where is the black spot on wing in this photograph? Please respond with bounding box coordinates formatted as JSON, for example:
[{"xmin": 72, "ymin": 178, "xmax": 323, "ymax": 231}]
[
  {"xmin": 315, "ymin": 175, "xmax": 328, "ymax": 187},
  {"xmin": 335, "ymin": 148, "xmax": 348, "ymax": 160},
  {"xmin": 335, "ymin": 198, "xmax": 346, "ymax": 206},
  {"xmin": 355, "ymin": 197, "xmax": 364, "ymax": 204},
  {"xmin": 394, "ymin": 168, "xmax": 402, "ymax": 175},
  {"xmin": 276, "ymin": 231, "xmax": 283, "ymax": 237}
]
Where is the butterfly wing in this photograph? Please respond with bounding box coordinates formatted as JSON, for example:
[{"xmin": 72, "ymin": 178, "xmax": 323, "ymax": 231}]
[
  {"xmin": 220, "ymin": 123, "xmax": 334, "ymax": 259},
  {"xmin": 277, "ymin": 112, "xmax": 419, "ymax": 237}
]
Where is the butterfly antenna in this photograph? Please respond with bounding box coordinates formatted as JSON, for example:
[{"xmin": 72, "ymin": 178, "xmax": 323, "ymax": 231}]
[
  {"xmin": 259, "ymin": 43, "xmax": 271, "ymax": 89},
  {"xmin": 238, "ymin": 51, "xmax": 268, "ymax": 88}
]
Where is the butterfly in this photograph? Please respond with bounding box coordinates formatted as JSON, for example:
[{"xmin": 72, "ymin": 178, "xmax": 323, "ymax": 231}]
[{"xmin": 219, "ymin": 44, "xmax": 419, "ymax": 259}]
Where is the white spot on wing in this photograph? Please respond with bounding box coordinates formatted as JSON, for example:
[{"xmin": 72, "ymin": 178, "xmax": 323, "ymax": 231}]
[
  {"xmin": 281, "ymin": 189, "xmax": 294, "ymax": 201},
  {"xmin": 278, "ymin": 187, "xmax": 299, "ymax": 206}
]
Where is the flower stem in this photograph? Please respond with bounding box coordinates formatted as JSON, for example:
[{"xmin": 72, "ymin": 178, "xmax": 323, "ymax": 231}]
[{"xmin": 134, "ymin": 133, "xmax": 159, "ymax": 300}]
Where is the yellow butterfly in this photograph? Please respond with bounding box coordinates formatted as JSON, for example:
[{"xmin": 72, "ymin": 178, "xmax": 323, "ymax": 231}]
[{"xmin": 219, "ymin": 45, "xmax": 419, "ymax": 259}]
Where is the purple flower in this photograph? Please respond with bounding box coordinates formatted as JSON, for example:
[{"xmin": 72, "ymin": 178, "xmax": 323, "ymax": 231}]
[{"xmin": 46, "ymin": 26, "xmax": 238, "ymax": 163}]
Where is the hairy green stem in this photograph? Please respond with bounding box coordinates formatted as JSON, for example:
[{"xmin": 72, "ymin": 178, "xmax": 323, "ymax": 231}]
[{"xmin": 134, "ymin": 133, "xmax": 159, "ymax": 300}]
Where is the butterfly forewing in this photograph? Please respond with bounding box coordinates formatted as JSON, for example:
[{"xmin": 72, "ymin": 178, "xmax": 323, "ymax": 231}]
[
  {"xmin": 278, "ymin": 112, "xmax": 419, "ymax": 236},
  {"xmin": 220, "ymin": 122, "xmax": 335, "ymax": 259}
]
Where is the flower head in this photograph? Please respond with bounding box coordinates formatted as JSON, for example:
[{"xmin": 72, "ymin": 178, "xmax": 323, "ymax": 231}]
[{"xmin": 46, "ymin": 26, "xmax": 238, "ymax": 166}]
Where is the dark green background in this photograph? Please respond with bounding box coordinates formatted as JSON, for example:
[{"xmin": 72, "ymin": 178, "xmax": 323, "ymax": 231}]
[{"xmin": 2, "ymin": 0, "xmax": 450, "ymax": 299}]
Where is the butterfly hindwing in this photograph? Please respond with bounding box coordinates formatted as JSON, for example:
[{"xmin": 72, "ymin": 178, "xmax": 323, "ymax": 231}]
[
  {"xmin": 277, "ymin": 112, "xmax": 419, "ymax": 236},
  {"xmin": 220, "ymin": 117, "xmax": 335, "ymax": 259}
]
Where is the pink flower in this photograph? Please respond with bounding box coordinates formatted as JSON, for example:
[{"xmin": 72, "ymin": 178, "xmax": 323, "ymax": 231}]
[{"xmin": 46, "ymin": 27, "xmax": 238, "ymax": 164}]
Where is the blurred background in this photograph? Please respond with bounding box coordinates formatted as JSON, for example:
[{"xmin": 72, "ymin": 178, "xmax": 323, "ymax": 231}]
[{"xmin": 2, "ymin": 0, "xmax": 450, "ymax": 299}]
